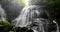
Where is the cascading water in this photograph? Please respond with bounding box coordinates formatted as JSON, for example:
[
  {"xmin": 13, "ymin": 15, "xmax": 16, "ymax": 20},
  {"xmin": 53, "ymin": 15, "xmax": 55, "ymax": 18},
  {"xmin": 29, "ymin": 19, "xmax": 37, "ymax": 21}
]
[
  {"xmin": 0, "ymin": 5, "xmax": 6, "ymax": 22},
  {"xmin": 53, "ymin": 20, "xmax": 59, "ymax": 32},
  {"xmin": 12, "ymin": 5, "xmax": 59, "ymax": 32},
  {"xmin": 11, "ymin": 0, "xmax": 59, "ymax": 32},
  {"xmin": 12, "ymin": 5, "xmax": 45, "ymax": 32},
  {"xmin": 0, "ymin": 0, "xmax": 59, "ymax": 32},
  {"xmin": 0, "ymin": 5, "xmax": 9, "ymax": 28}
]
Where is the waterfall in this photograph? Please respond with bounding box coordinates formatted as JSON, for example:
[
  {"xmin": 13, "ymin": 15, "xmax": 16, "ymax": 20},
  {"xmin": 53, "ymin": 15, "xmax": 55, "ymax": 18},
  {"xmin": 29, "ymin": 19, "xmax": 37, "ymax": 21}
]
[
  {"xmin": 12, "ymin": 5, "xmax": 38, "ymax": 27},
  {"xmin": 12, "ymin": 5, "xmax": 60, "ymax": 32},
  {"xmin": 0, "ymin": 5, "xmax": 7, "ymax": 22},
  {"xmin": 12, "ymin": 5, "xmax": 45, "ymax": 32},
  {"xmin": 0, "ymin": 0, "xmax": 60, "ymax": 32}
]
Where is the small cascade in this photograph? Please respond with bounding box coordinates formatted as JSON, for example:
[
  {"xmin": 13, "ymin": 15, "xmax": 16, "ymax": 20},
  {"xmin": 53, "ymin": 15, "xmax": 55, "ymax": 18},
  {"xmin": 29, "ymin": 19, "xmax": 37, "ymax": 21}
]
[
  {"xmin": 53, "ymin": 20, "xmax": 59, "ymax": 32},
  {"xmin": 0, "ymin": 5, "xmax": 6, "ymax": 22}
]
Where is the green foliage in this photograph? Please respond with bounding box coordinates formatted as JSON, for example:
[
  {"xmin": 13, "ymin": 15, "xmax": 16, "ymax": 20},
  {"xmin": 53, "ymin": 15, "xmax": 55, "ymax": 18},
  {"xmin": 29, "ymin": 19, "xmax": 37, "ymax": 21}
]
[
  {"xmin": 30, "ymin": 0, "xmax": 60, "ymax": 6},
  {"xmin": 0, "ymin": 20, "xmax": 12, "ymax": 32},
  {"xmin": 2, "ymin": 20, "xmax": 10, "ymax": 26},
  {"xmin": 43, "ymin": 0, "xmax": 60, "ymax": 6}
]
